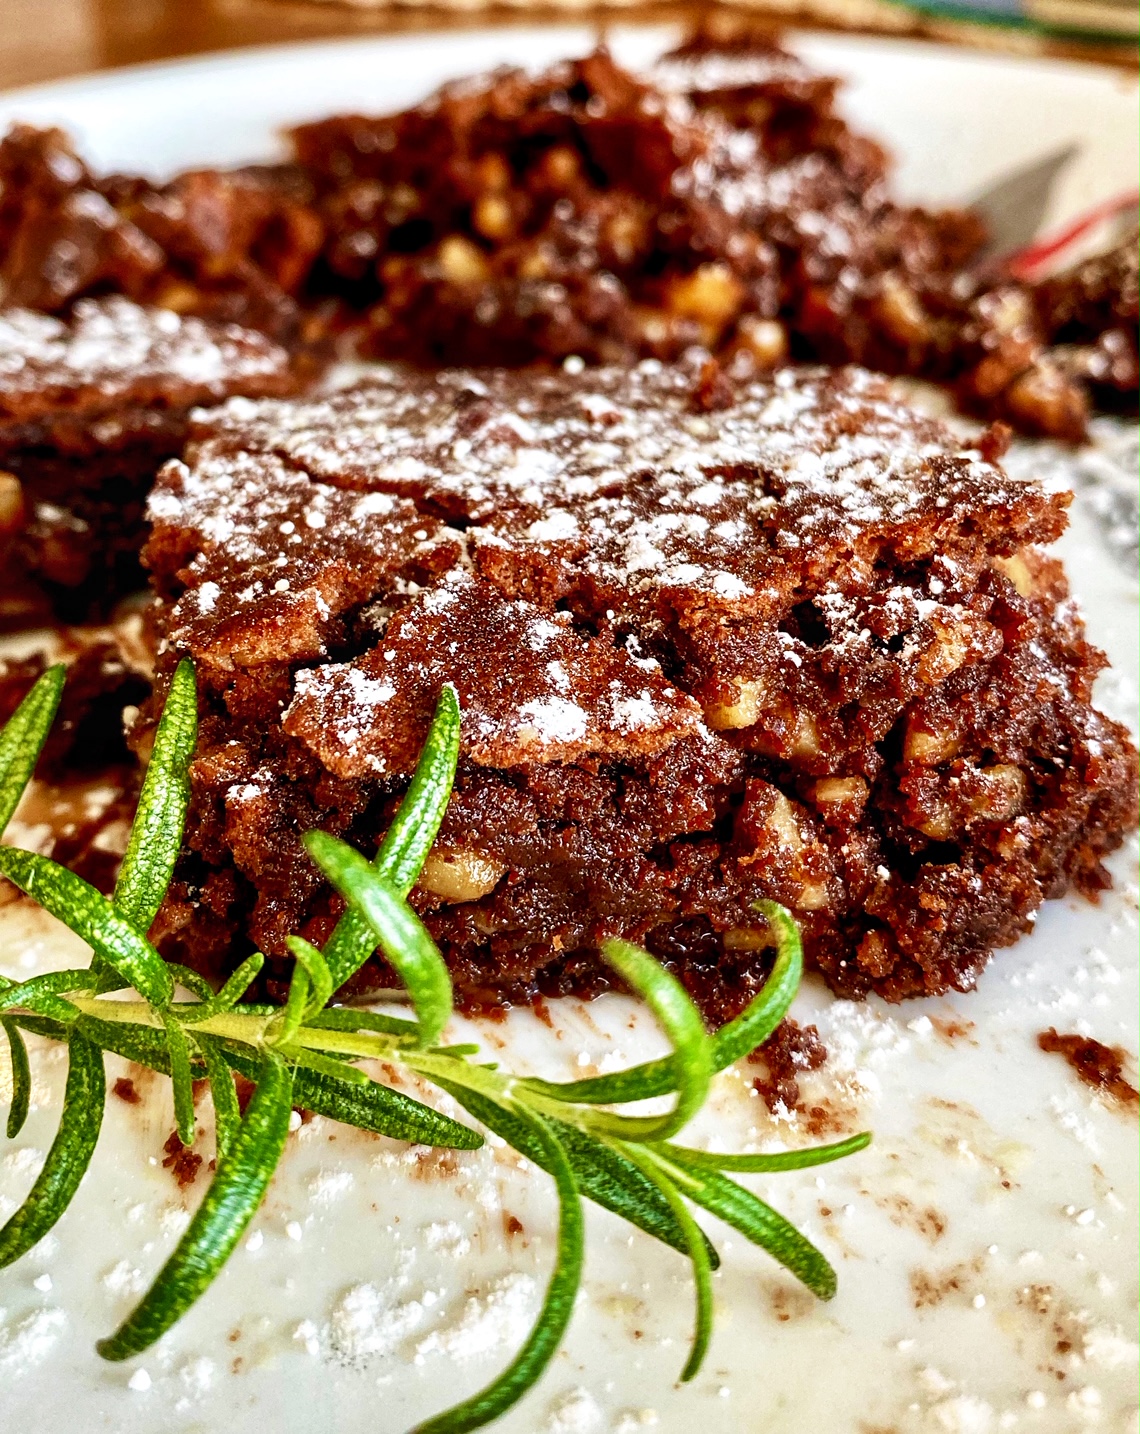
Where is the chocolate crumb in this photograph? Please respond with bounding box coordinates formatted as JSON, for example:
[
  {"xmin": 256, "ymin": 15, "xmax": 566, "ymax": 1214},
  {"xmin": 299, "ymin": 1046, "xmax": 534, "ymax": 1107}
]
[
  {"xmin": 750, "ymin": 1018, "xmax": 828, "ymax": 1113},
  {"xmin": 930, "ymin": 1014, "xmax": 976, "ymax": 1044},
  {"xmin": 162, "ymin": 1129, "xmax": 203, "ymax": 1188},
  {"xmin": 112, "ymin": 1076, "xmax": 140, "ymax": 1105},
  {"xmin": 233, "ymin": 1073, "xmax": 256, "ymax": 1115},
  {"xmin": 1037, "ymin": 1027, "xmax": 1138, "ymax": 1109},
  {"xmin": 690, "ymin": 357, "xmax": 736, "ymax": 413},
  {"xmin": 977, "ymin": 420, "xmax": 1013, "ymax": 464}
]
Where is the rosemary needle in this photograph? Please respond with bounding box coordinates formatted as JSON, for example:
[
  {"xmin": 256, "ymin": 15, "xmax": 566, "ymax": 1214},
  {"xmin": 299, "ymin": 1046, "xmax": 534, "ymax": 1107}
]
[{"xmin": 0, "ymin": 662, "xmax": 870, "ymax": 1430}]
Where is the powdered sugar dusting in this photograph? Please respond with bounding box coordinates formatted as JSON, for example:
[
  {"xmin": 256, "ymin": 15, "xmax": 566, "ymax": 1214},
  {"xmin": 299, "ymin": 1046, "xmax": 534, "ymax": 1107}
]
[
  {"xmin": 148, "ymin": 447, "xmax": 454, "ymax": 667},
  {"xmin": 0, "ymin": 1306, "xmax": 66, "ymax": 1373},
  {"xmin": 328, "ymin": 1279, "xmax": 433, "ymax": 1363},
  {"xmin": 192, "ymin": 361, "xmax": 1034, "ymax": 613},
  {"xmin": 517, "ymin": 695, "xmax": 589, "ymax": 744},
  {"xmin": 0, "ymin": 297, "xmax": 290, "ymax": 418},
  {"xmin": 282, "ymin": 569, "xmax": 703, "ymax": 775},
  {"xmin": 413, "ymin": 1271, "xmax": 536, "ymax": 1361},
  {"xmin": 162, "ymin": 359, "xmax": 1063, "ymax": 777}
]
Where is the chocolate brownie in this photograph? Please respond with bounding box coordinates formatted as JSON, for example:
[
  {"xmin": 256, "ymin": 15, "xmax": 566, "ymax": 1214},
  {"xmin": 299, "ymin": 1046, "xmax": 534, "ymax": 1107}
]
[
  {"xmin": 290, "ymin": 48, "xmax": 974, "ymax": 374},
  {"xmin": 1033, "ymin": 235, "xmax": 1139, "ymax": 408},
  {"xmin": 290, "ymin": 43, "xmax": 1123, "ymax": 441},
  {"xmin": 2, "ymin": 42, "xmax": 1131, "ymax": 440},
  {"xmin": 0, "ymin": 123, "xmax": 322, "ymax": 340},
  {"xmin": 0, "ymin": 296, "xmax": 301, "ymax": 624},
  {"xmin": 140, "ymin": 359, "xmax": 1137, "ymax": 1014}
]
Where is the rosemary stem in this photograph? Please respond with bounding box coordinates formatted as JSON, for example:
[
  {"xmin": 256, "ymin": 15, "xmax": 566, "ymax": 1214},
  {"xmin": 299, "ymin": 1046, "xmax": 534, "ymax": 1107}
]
[
  {"xmin": 65, "ymin": 997, "xmax": 276, "ymax": 1046},
  {"xmin": 64, "ymin": 998, "xmax": 411, "ymax": 1057},
  {"xmin": 31, "ymin": 1001, "xmax": 701, "ymax": 1142},
  {"xmin": 68, "ymin": 997, "xmax": 165, "ymax": 1028},
  {"xmin": 399, "ymin": 1048, "xmax": 520, "ymax": 1103},
  {"xmin": 45, "ymin": 999, "xmax": 673, "ymax": 1141},
  {"xmin": 398, "ymin": 1051, "xmax": 621, "ymax": 1133},
  {"xmin": 62, "ymin": 999, "xmax": 404, "ymax": 1058},
  {"xmin": 289, "ymin": 1026, "xmax": 405, "ymax": 1060}
]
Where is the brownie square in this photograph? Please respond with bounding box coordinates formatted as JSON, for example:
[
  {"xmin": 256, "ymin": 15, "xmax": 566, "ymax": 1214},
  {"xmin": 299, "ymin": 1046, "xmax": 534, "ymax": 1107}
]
[
  {"xmin": 141, "ymin": 359, "xmax": 1137, "ymax": 1014},
  {"xmin": 1033, "ymin": 236, "xmax": 1139, "ymax": 406},
  {"xmin": 0, "ymin": 296, "xmax": 302, "ymax": 624}
]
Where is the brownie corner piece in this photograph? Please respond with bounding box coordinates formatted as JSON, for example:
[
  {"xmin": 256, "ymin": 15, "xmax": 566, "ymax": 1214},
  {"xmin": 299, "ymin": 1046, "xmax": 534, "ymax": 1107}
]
[
  {"xmin": 0, "ymin": 295, "xmax": 304, "ymax": 626},
  {"xmin": 143, "ymin": 359, "xmax": 1138, "ymax": 1014}
]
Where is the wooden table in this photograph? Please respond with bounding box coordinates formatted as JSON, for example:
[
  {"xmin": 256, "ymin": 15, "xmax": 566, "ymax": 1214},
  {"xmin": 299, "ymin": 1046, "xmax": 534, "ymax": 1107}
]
[
  {"xmin": 3, "ymin": 0, "xmax": 1135, "ymax": 94},
  {"xmin": 5, "ymin": 0, "xmax": 666, "ymax": 91}
]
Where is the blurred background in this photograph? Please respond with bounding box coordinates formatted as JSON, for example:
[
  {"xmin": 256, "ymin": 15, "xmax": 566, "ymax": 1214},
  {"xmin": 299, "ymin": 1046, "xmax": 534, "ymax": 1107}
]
[{"xmin": 4, "ymin": 0, "xmax": 1137, "ymax": 94}]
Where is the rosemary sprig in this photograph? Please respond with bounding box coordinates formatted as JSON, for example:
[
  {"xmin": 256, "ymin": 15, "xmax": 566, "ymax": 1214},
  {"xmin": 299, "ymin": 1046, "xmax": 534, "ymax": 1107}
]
[{"xmin": 0, "ymin": 662, "xmax": 870, "ymax": 1432}]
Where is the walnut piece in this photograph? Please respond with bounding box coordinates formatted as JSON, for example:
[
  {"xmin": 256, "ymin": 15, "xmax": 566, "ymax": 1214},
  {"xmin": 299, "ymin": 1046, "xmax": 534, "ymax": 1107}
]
[{"xmin": 418, "ymin": 848, "xmax": 507, "ymax": 903}]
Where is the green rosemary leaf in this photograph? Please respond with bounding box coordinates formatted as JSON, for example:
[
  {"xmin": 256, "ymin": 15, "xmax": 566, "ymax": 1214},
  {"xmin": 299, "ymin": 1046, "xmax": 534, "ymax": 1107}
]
[
  {"xmin": 320, "ymin": 683, "xmax": 460, "ymax": 991},
  {"xmin": 304, "ymin": 832, "xmax": 452, "ymax": 1048},
  {"xmin": 303, "ymin": 1007, "xmax": 419, "ymax": 1041},
  {"xmin": 619, "ymin": 1142, "xmax": 713, "ymax": 1382},
  {"xmin": 198, "ymin": 1036, "xmax": 241, "ymax": 1162},
  {"xmin": 377, "ymin": 683, "xmax": 461, "ymax": 895},
  {"xmin": 651, "ymin": 1146, "xmax": 837, "ymax": 1300},
  {"xmin": 9, "ymin": 1012, "xmax": 72, "ymax": 1042},
  {"xmin": 568, "ymin": 939, "xmax": 711, "ymax": 1143},
  {"xmin": 0, "ymin": 1031, "xmax": 104, "ymax": 1268},
  {"xmin": 267, "ymin": 963, "xmax": 310, "ymax": 1050},
  {"xmin": 75, "ymin": 1014, "xmax": 187, "ymax": 1076},
  {"xmin": 0, "ymin": 664, "xmax": 66, "ymax": 837},
  {"xmin": 90, "ymin": 967, "xmax": 130, "ymax": 995},
  {"xmin": 177, "ymin": 952, "xmax": 264, "ymax": 1024},
  {"xmin": 227, "ymin": 1002, "xmax": 277, "ymax": 1018},
  {"xmin": 222, "ymin": 1042, "xmax": 483, "ymax": 1150},
  {"xmin": 166, "ymin": 963, "xmax": 215, "ymax": 1003},
  {"xmin": 97, "ymin": 1049, "xmax": 294, "ymax": 1362},
  {"xmin": 162, "ymin": 1013, "xmax": 197, "ymax": 1147},
  {"xmin": 0, "ymin": 849, "xmax": 173, "ymax": 1009},
  {"xmin": 0, "ymin": 968, "xmax": 93, "ymax": 1025},
  {"xmin": 437, "ymin": 1078, "xmax": 718, "ymax": 1268},
  {"xmin": 707, "ymin": 900, "xmax": 802, "ymax": 1069},
  {"xmin": 281, "ymin": 1044, "xmax": 372, "ymax": 1085},
  {"xmin": 112, "ymin": 658, "xmax": 197, "ymax": 934},
  {"xmin": 520, "ymin": 901, "xmax": 801, "ymax": 1108},
  {"xmin": 554, "ymin": 1119, "xmax": 720, "ymax": 1270},
  {"xmin": 300, "ymin": 1066, "xmax": 482, "ymax": 1149},
  {"xmin": 412, "ymin": 1105, "xmax": 583, "ymax": 1434},
  {"xmin": 285, "ymin": 935, "xmax": 334, "ymax": 1018},
  {"xmin": 658, "ymin": 1131, "xmax": 872, "ymax": 1173},
  {"xmin": 1, "ymin": 1017, "xmax": 32, "ymax": 1139}
]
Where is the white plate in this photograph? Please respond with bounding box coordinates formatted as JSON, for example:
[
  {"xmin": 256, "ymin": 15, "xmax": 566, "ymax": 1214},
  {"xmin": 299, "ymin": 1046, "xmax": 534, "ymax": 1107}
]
[{"xmin": 0, "ymin": 30, "xmax": 1137, "ymax": 1434}]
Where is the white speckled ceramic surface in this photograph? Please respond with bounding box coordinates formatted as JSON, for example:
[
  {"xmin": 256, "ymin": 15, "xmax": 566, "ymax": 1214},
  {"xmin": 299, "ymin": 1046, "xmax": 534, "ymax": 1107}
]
[{"xmin": 0, "ymin": 30, "xmax": 1136, "ymax": 1434}]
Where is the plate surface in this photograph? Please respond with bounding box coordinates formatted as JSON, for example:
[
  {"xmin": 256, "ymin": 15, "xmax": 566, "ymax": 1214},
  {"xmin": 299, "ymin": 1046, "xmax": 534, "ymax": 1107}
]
[{"xmin": 0, "ymin": 30, "xmax": 1137, "ymax": 1434}]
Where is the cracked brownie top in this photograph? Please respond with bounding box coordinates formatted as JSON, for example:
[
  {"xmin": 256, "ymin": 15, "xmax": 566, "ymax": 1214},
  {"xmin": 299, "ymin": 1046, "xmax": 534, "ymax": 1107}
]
[
  {"xmin": 0, "ymin": 297, "xmax": 296, "ymax": 429},
  {"xmin": 147, "ymin": 360, "xmax": 1067, "ymax": 780}
]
